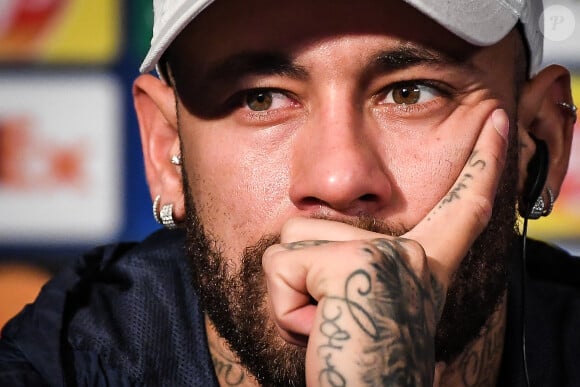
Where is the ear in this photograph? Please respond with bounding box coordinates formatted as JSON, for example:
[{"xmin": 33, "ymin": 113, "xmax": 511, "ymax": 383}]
[
  {"xmin": 517, "ymin": 64, "xmax": 575, "ymax": 213},
  {"xmin": 133, "ymin": 74, "xmax": 185, "ymax": 223}
]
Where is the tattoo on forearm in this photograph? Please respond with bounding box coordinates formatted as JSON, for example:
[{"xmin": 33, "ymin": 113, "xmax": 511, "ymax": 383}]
[
  {"xmin": 209, "ymin": 342, "xmax": 246, "ymax": 386},
  {"xmin": 316, "ymin": 239, "xmax": 445, "ymax": 386}
]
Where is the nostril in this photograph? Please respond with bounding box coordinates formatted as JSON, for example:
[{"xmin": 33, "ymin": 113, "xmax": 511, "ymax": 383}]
[
  {"xmin": 359, "ymin": 193, "xmax": 377, "ymax": 202},
  {"xmin": 302, "ymin": 197, "xmax": 325, "ymax": 207},
  {"xmin": 298, "ymin": 193, "xmax": 379, "ymax": 210}
]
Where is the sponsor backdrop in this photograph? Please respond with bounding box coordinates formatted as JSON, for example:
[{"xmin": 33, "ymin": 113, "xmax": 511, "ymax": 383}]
[
  {"xmin": 0, "ymin": 0, "xmax": 579, "ymax": 264},
  {"xmin": 0, "ymin": 0, "xmax": 120, "ymax": 63},
  {"xmin": 0, "ymin": 0, "xmax": 154, "ymax": 262},
  {"xmin": 528, "ymin": 0, "xmax": 580, "ymax": 253}
]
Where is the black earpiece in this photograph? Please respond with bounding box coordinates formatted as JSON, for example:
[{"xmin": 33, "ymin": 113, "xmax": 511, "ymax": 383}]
[{"xmin": 521, "ymin": 136, "xmax": 549, "ymax": 218}]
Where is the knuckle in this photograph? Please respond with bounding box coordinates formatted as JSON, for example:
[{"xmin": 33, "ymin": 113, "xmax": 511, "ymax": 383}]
[
  {"xmin": 487, "ymin": 149, "xmax": 506, "ymax": 173},
  {"xmin": 262, "ymin": 245, "xmax": 285, "ymax": 272},
  {"xmin": 469, "ymin": 195, "xmax": 493, "ymax": 229},
  {"xmin": 396, "ymin": 237, "xmax": 426, "ymax": 257},
  {"xmin": 280, "ymin": 217, "xmax": 304, "ymax": 239},
  {"xmin": 343, "ymin": 239, "xmax": 397, "ymax": 269},
  {"xmin": 365, "ymin": 237, "xmax": 427, "ymax": 270},
  {"xmin": 396, "ymin": 238, "xmax": 428, "ymax": 272},
  {"xmin": 351, "ymin": 239, "xmax": 381, "ymax": 263}
]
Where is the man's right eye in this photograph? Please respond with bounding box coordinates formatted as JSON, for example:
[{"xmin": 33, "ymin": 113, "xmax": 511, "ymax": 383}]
[
  {"xmin": 245, "ymin": 90, "xmax": 273, "ymax": 111},
  {"xmin": 242, "ymin": 89, "xmax": 294, "ymax": 111}
]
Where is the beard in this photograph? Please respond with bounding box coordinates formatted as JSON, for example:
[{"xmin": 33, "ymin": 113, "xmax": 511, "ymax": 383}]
[{"xmin": 183, "ymin": 144, "xmax": 519, "ymax": 385}]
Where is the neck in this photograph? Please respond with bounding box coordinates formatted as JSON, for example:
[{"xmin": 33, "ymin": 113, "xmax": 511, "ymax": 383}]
[
  {"xmin": 437, "ymin": 292, "xmax": 507, "ymax": 386},
  {"xmin": 205, "ymin": 293, "xmax": 507, "ymax": 387},
  {"xmin": 205, "ymin": 315, "xmax": 258, "ymax": 387}
]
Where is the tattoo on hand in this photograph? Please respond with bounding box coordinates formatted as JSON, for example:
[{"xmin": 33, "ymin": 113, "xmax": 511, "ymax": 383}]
[
  {"xmin": 440, "ymin": 173, "xmax": 473, "ymax": 207},
  {"xmin": 467, "ymin": 150, "xmax": 486, "ymax": 171},
  {"xmin": 283, "ymin": 240, "xmax": 331, "ymax": 250},
  {"xmin": 427, "ymin": 149, "xmax": 487, "ymax": 221},
  {"xmin": 317, "ymin": 296, "xmax": 351, "ymax": 387},
  {"xmin": 316, "ymin": 239, "xmax": 445, "ymax": 386}
]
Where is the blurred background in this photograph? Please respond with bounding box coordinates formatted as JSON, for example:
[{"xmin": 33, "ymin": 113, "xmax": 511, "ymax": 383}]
[{"xmin": 0, "ymin": 0, "xmax": 579, "ymax": 327}]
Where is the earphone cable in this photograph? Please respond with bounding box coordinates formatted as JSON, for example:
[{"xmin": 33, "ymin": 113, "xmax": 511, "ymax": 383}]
[{"xmin": 521, "ymin": 217, "xmax": 531, "ymax": 387}]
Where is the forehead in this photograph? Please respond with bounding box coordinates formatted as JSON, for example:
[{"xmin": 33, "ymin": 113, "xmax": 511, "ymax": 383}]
[
  {"xmin": 169, "ymin": 0, "xmax": 480, "ymax": 64},
  {"xmin": 165, "ymin": 0, "xmax": 523, "ymax": 96}
]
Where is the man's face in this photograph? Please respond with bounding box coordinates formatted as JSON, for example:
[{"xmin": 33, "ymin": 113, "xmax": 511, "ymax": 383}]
[{"xmin": 170, "ymin": 0, "xmax": 521, "ymax": 384}]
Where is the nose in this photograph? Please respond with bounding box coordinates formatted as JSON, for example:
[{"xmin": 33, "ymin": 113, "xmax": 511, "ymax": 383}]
[{"xmin": 289, "ymin": 103, "xmax": 392, "ymax": 216}]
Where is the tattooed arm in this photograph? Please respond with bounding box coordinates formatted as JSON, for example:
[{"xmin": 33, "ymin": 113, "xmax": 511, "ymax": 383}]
[{"xmin": 262, "ymin": 108, "xmax": 509, "ymax": 386}]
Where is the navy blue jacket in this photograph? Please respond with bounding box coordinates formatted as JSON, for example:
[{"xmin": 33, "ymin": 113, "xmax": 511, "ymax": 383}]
[{"xmin": 0, "ymin": 229, "xmax": 578, "ymax": 386}]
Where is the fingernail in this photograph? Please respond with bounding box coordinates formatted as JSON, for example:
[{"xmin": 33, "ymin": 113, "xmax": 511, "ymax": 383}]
[{"xmin": 491, "ymin": 109, "xmax": 509, "ymax": 141}]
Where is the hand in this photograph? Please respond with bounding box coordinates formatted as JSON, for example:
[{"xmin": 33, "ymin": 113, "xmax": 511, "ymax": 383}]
[{"xmin": 262, "ymin": 108, "xmax": 509, "ymax": 386}]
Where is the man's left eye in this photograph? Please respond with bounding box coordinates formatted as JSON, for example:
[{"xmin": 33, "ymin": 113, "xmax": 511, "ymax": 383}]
[{"xmin": 381, "ymin": 82, "xmax": 440, "ymax": 105}]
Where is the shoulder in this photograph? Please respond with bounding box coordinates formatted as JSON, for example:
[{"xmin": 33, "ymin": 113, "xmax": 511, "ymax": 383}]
[
  {"xmin": 526, "ymin": 239, "xmax": 580, "ymax": 289},
  {"xmin": 523, "ymin": 240, "xmax": 580, "ymax": 338},
  {"xmin": 518, "ymin": 240, "xmax": 580, "ymax": 385},
  {"xmin": 0, "ymin": 236, "xmax": 144, "ymax": 386},
  {"xmin": 0, "ymin": 229, "xmax": 214, "ymax": 386}
]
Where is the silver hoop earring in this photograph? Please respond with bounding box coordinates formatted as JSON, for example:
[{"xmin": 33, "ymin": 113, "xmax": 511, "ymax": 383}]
[
  {"xmin": 529, "ymin": 187, "xmax": 555, "ymax": 219},
  {"xmin": 160, "ymin": 203, "xmax": 177, "ymax": 229},
  {"xmin": 170, "ymin": 154, "xmax": 182, "ymax": 165},
  {"xmin": 543, "ymin": 187, "xmax": 555, "ymax": 217},
  {"xmin": 557, "ymin": 101, "xmax": 577, "ymax": 123},
  {"xmin": 153, "ymin": 195, "xmax": 162, "ymax": 224}
]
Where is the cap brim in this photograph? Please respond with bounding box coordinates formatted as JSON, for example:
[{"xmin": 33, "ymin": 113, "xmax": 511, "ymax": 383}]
[
  {"xmin": 404, "ymin": 0, "xmax": 519, "ymax": 46},
  {"xmin": 141, "ymin": 0, "xmax": 540, "ymax": 75},
  {"xmin": 140, "ymin": 0, "xmax": 216, "ymax": 74}
]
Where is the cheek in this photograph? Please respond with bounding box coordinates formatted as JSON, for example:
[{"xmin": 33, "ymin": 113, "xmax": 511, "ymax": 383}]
[
  {"xmin": 385, "ymin": 123, "xmax": 475, "ymax": 225},
  {"xmin": 182, "ymin": 125, "xmax": 291, "ymax": 256}
]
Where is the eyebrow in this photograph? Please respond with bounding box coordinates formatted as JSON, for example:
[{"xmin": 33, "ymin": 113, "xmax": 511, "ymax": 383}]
[
  {"xmin": 203, "ymin": 52, "xmax": 309, "ymax": 85},
  {"xmin": 199, "ymin": 43, "xmax": 476, "ymax": 88},
  {"xmin": 370, "ymin": 43, "xmax": 476, "ymax": 73}
]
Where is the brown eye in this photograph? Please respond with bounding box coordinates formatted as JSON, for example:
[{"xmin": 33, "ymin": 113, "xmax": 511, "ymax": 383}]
[
  {"xmin": 392, "ymin": 84, "xmax": 421, "ymax": 105},
  {"xmin": 245, "ymin": 91, "xmax": 273, "ymax": 111}
]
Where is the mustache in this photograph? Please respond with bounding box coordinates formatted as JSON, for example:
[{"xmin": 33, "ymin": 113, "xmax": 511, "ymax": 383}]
[
  {"xmin": 241, "ymin": 214, "xmax": 410, "ymax": 268},
  {"xmin": 330, "ymin": 214, "xmax": 410, "ymax": 236}
]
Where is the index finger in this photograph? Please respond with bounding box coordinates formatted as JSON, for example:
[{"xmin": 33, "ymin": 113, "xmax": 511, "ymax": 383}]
[{"xmin": 405, "ymin": 108, "xmax": 510, "ymax": 284}]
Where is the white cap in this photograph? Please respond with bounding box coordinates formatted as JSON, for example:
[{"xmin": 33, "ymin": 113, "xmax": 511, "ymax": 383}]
[{"xmin": 140, "ymin": 0, "xmax": 544, "ymax": 76}]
